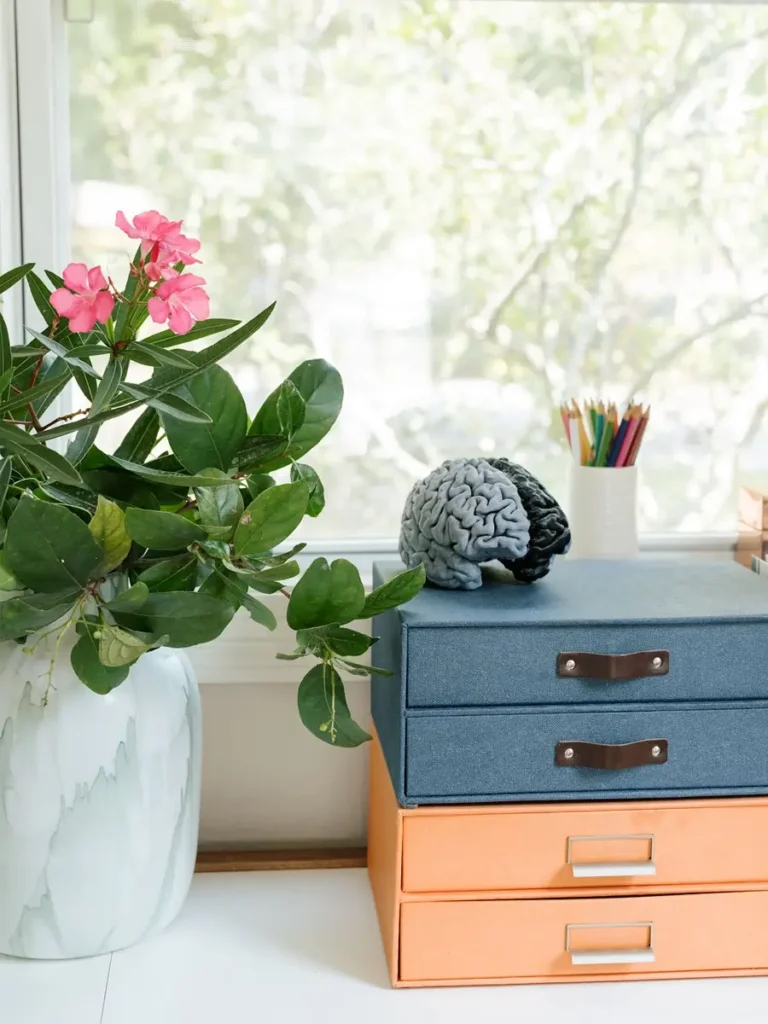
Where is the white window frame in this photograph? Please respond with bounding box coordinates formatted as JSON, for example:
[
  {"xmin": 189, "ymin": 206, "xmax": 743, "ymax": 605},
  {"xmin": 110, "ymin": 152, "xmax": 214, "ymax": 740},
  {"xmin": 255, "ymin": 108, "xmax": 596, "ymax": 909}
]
[{"xmin": 4, "ymin": 0, "xmax": 739, "ymax": 578}]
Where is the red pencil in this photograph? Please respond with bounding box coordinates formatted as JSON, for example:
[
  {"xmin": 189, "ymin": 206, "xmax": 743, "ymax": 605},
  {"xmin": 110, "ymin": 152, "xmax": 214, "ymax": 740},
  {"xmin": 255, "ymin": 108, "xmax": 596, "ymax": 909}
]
[
  {"xmin": 626, "ymin": 409, "xmax": 649, "ymax": 466},
  {"xmin": 615, "ymin": 406, "xmax": 641, "ymax": 467}
]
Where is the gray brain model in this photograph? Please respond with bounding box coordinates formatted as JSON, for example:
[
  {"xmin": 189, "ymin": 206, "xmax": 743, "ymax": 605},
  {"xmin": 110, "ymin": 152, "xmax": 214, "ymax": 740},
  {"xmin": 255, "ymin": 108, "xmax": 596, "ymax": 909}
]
[
  {"xmin": 399, "ymin": 458, "xmax": 530, "ymax": 590},
  {"xmin": 399, "ymin": 457, "xmax": 570, "ymax": 589},
  {"xmin": 487, "ymin": 457, "xmax": 571, "ymax": 582}
]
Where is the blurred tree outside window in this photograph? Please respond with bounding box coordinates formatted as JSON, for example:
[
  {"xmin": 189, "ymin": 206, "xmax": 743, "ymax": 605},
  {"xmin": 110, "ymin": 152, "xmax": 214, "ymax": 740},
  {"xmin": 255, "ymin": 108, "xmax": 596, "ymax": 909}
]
[{"xmin": 67, "ymin": 0, "xmax": 768, "ymax": 539}]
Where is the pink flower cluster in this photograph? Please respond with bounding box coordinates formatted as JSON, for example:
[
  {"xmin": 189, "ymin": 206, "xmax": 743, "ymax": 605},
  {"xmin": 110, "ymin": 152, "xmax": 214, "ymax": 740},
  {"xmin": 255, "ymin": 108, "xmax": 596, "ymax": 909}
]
[{"xmin": 50, "ymin": 210, "xmax": 210, "ymax": 336}]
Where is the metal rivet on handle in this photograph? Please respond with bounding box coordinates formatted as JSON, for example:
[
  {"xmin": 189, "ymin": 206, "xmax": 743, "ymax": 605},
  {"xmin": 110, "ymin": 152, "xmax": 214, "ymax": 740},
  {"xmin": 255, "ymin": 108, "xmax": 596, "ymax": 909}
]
[
  {"xmin": 565, "ymin": 659, "xmax": 576, "ymax": 672},
  {"xmin": 651, "ymin": 656, "xmax": 663, "ymax": 669},
  {"xmin": 651, "ymin": 745, "xmax": 661, "ymax": 758},
  {"xmin": 564, "ymin": 747, "xmax": 575, "ymax": 760}
]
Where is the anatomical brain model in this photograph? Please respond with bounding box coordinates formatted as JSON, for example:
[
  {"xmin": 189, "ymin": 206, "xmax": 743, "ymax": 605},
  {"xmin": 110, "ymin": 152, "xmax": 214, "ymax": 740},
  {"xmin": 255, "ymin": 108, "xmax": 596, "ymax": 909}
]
[{"xmin": 399, "ymin": 457, "xmax": 570, "ymax": 590}]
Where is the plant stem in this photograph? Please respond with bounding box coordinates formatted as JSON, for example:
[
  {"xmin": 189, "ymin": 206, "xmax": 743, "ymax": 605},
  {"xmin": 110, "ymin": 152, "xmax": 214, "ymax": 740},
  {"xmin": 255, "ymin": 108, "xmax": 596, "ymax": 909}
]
[{"xmin": 39, "ymin": 408, "xmax": 89, "ymax": 431}]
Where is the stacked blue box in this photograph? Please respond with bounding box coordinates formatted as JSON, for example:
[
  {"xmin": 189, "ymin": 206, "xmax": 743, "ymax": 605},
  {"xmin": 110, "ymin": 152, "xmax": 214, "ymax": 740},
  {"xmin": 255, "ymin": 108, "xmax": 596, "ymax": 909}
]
[{"xmin": 371, "ymin": 559, "xmax": 768, "ymax": 806}]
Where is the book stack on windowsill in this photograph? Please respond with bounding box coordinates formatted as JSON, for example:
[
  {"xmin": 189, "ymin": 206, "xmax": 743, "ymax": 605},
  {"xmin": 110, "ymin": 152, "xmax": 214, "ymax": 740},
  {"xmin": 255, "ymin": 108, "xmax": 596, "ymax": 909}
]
[{"xmin": 736, "ymin": 487, "xmax": 768, "ymax": 568}]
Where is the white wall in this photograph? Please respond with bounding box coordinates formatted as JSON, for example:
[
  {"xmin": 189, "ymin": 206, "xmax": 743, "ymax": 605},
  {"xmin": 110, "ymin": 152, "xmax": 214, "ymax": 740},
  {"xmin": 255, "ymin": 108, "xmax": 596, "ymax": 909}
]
[{"xmin": 187, "ymin": 602, "xmax": 371, "ymax": 849}]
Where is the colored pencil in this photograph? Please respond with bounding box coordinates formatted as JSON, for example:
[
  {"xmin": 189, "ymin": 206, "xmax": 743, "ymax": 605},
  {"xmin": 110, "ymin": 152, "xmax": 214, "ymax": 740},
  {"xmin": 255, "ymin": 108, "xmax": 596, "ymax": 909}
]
[
  {"xmin": 615, "ymin": 404, "xmax": 641, "ymax": 467},
  {"xmin": 560, "ymin": 399, "xmax": 650, "ymax": 467}
]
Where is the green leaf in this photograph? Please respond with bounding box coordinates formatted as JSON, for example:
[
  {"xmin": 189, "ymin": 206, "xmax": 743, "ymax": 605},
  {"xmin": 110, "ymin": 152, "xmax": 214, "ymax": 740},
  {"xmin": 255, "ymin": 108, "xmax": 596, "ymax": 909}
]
[
  {"xmin": 124, "ymin": 507, "xmax": 206, "ymax": 550},
  {"xmin": 0, "ymin": 422, "xmax": 83, "ymax": 486},
  {"xmin": 0, "ymin": 368, "xmax": 75, "ymax": 419},
  {"xmin": 98, "ymin": 622, "xmax": 153, "ymax": 667},
  {"xmin": 162, "ymin": 366, "xmax": 247, "ymax": 473},
  {"xmin": 335, "ymin": 658, "xmax": 392, "ymax": 678},
  {"xmin": 276, "ymin": 379, "xmax": 306, "ymax": 437},
  {"xmin": 113, "ymin": 407, "xmax": 160, "ymax": 464},
  {"xmin": 127, "ymin": 341, "xmax": 195, "ymax": 369},
  {"xmin": 37, "ymin": 483, "xmax": 97, "ymax": 514},
  {"xmin": 105, "ymin": 581, "xmax": 149, "ymax": 614},
  {"xmin": 250, "ymin": 359, "xmax": 343, "ymax": 469},
  {"xmin": 239, "ymin": 589, "xmax": 278, "ymax": 630},
  {"xmin": 199, "ymin": 565, "xmax": 246, "ymax": 608},
  {"xmin": 150, "ymin": 304, "xmax": 276, "ymax": 391},
  {"xmin": 211, "ymin": 566, "xmax": 277, "ymax": 629},
  {"xmin": 297, "ymin": 663, "xmax": 370, "ymax": 747},
  {"xmin": 0, "ymin": 314, "xmax": 11, "ymax": 390},
  {"xmin": 246, "ymin": 473, "xmax": 274, "ymax": 499},
  {"xmin": 6, "ymin": 497, "xmax": 102, "ymax": 593},
  {"xmin": 232, "ymin": 435, "xmax": 288, "ymax": 472},
  {"xmin": 108, "ymin": 454, "xmax": 235, "ymax": 488},
  {"xmin": 199, "ymin": 538, "xmax": 230, "ymax": 559},
  {"xmin": 88, "ymin": 496, "xmax": 132, "ymax": 572},
  {"xmin": 5, "ymin": 498, "xmax": 102, "ymax": 592},
  {"xmin": 259, "ymin": 542, "xmax": 307, "ymax": 567},
  {"xmin": 66, "ymin": 422, "xmax": 100, "ymax": 467},
  {"xmin": 71, "ymin": 622, "xmax": 129, "ymax": 694},
  {"xmin": 234, "ymin": 482, "xmax": 308, "ymax": 557},
  {"xmin": 25, "ymin": 327, "xmax": 100, "ymax": 378},
  {"xmin": 195, "ymin": 469, "xmax": 243, "ymax": 538},
  {"xmin": 0, "ymin": 456, "xmax": 11, "ymax": 510},
  {"xmin": 0, "ymin": 551, "xmax": 21, "ymax": 592},
  {"xmin": 0, "ymin": 263, "xmax": 34, "ymax": 295},
  {"xmin": 121, "ymin": 383, "xmax": 212, "ymax": 424},
  {"xmin": 138, "ymin": 554, "xmax": 198, "ymax": 592},
  {"xmin": 114, "ymin": 590, "xmax": 235, "ymax": 647},
  {"xmin": 290, "ymin": 463, "xmax": 325, "ymax": 517},
  {"xmin": 360, "ymin": 565, "xmax": 426, "ymax": 618},
  {"xmin": 88, "ymin": 358, "xmax": 125, "ymax": 417},
  {"xmin": 287, "ymin": 558, "xmax": 365, "ymax": 630},
  {"xmin": 25, "ymin": 271, "xmax": 56, "ymax": 325},
  {"xmin": 0, "ymin": 367, "xmax": 11, "ymax": 402},
  {"xmin": 44, "ymin": 269, "xmax": 65, "ymax": 289},
  {"xmin": 66, "ymin": 343, "xmax": 113, "ymax": 359},
  {"xmin": 0, "ymin": 589, "xmax": 81, "ymax": 642},
  {"xmin": 126, "ymin": 306, "xmax": 275, "ymax": 417},
  {"xmin": 114, "ymin": 245, "xmax": 143, "ymax": 341},
  {"xmin": 323, "ymin": 626, "xmax": 376, "ymax": 657},
  {"xmin": 150, "ymin": 317, "xmax": 240, "ymax": 349},
  {"xmin": 249, "ymin": 560, "xmax": 300, "ymax": 583}
]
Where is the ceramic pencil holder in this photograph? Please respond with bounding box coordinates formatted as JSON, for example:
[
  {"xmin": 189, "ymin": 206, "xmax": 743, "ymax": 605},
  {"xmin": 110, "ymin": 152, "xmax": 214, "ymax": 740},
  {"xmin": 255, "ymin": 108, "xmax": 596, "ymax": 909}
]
[{"xmin": 568, "ymin": 464, "xmax": 638, "ymax": 559}]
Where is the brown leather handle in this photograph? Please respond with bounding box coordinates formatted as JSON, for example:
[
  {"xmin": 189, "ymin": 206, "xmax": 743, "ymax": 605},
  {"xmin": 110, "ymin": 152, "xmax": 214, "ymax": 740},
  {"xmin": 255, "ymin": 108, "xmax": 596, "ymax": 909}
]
[
  {"xmin": 555, "ymin": 739, "xmax": 668, "ymax": 770},
  {"xmin": 557, "ymin": 651, "xmax": 669, "ymax": 681}
]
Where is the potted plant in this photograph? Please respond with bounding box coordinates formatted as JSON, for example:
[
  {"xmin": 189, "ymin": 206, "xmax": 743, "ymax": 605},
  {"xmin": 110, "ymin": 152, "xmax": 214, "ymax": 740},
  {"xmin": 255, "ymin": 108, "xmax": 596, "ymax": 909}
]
[{"xmin": 0, "ymin": 210, "xmax": 425, "ymax": 960}]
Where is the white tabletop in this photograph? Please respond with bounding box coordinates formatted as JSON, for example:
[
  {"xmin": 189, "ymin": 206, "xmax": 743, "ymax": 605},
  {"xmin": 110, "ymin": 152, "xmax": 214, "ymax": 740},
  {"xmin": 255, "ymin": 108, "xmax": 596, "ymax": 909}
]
[{"xmin": 2, "ymin": 869, "xmax": 767, "ymax": 1024}]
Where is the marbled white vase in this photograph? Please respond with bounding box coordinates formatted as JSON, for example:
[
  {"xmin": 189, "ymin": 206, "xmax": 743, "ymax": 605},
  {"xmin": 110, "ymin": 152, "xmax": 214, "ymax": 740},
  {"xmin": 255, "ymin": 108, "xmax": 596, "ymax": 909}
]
[{"xmin": 0, "ymin": 628, "xmax": 201, "ymax": 959}]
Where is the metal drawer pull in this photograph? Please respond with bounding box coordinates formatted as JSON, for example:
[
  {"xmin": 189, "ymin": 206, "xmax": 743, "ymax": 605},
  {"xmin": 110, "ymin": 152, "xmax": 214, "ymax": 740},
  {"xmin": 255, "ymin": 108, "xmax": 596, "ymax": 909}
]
[
  {"xmin": 567, "ymin": 834, "xmax": 656, "ymax": 878},
  {"xmin": 566, "ymin": 922, "xmax": 655, "ymax": 966},
  {"xmin": 558, "ymin": 650, "xmax": 669, "ymax": 681},
  {"xmin": 555, "ymin": 739, "xmax": 668, "ymax": 769}
]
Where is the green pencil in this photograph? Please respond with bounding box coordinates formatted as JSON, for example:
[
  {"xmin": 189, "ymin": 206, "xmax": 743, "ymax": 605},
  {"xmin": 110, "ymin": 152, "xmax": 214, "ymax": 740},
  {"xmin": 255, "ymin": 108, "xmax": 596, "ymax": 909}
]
[{"xmin": 595, "ymin": 420, "xmax": 614, "ymax": 467}]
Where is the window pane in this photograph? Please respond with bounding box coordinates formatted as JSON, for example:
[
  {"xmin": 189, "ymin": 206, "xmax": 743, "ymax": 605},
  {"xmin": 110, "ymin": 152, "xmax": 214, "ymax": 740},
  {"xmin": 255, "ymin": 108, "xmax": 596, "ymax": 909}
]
[{"xmin": 67, "ymin": 0, "xmax": 768, "ymax": 537}]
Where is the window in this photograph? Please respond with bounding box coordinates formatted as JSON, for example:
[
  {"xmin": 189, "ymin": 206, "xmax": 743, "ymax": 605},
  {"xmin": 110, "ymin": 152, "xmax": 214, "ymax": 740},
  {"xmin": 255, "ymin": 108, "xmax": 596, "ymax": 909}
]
[{"xmin": 18, "ymin": 1, "xmax": 768, "ymax": 540}]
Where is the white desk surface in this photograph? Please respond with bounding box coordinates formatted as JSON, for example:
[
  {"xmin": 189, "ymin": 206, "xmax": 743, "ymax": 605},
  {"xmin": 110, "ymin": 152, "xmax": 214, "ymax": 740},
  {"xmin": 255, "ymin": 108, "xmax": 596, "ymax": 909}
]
[{"xmin": 2, "ymin": 869, "xmax": 767, "ymax": 1024}]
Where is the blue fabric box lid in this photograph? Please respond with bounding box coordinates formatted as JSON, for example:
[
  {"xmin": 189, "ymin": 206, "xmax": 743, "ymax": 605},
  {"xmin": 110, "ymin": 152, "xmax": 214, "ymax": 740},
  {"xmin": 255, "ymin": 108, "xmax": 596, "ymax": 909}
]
[{"xmin": 382, "ymin": 559, "xmax": 768, "ymax": 627}]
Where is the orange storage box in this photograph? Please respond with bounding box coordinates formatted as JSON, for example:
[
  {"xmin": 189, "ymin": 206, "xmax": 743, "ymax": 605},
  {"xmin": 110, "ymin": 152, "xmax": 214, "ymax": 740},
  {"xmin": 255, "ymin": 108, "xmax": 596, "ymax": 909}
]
[{"xmin": 368, "ymin": 730, "xmax": 768, "ymax": 987}]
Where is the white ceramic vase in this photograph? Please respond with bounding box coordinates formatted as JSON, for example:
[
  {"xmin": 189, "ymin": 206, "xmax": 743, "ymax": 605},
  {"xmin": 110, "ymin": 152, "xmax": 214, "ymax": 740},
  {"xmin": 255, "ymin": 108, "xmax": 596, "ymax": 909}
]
[{"xmin": 0, "ymin": 628, "xmax": 201, "ymax": 959}]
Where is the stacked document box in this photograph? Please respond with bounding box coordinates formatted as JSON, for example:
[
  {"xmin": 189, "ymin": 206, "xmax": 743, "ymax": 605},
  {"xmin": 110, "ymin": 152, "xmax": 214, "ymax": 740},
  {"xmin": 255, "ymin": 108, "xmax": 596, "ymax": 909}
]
[{"xmin": 368, "ymin": 559, "xmax": 768, "ymax": 986}]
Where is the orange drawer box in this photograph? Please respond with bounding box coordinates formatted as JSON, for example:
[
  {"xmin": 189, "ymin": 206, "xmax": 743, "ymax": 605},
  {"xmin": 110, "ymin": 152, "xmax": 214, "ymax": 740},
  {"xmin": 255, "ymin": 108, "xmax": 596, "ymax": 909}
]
[{"xmin": 368, "ymin": 730, "xmax": 768, "ymax": 987}]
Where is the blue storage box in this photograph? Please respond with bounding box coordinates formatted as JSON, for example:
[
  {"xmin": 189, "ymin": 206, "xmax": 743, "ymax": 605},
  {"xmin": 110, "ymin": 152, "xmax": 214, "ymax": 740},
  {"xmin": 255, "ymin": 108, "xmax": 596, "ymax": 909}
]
[{"xmin": 370, "ymin": 559, "xmax": 768, "ymax": 805}]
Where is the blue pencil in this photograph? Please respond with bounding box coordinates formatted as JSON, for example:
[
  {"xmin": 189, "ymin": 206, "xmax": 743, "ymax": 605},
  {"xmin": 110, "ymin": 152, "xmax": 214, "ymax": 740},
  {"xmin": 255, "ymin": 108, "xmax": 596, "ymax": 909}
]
[{"xmin": 607, "ymin": 415, "xmax": 630, "ymax": 466}]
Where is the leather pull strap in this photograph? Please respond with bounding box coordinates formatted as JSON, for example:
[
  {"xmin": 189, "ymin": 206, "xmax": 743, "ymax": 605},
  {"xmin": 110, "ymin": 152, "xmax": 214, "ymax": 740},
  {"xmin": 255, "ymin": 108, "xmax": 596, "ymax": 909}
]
[
  {"xmin": 555, "ymin": 739, "xmax": 668, "ymax": 770},
  {"xmin": 557, "ymin": 651, "xmax": 669, "ymax": 681}
]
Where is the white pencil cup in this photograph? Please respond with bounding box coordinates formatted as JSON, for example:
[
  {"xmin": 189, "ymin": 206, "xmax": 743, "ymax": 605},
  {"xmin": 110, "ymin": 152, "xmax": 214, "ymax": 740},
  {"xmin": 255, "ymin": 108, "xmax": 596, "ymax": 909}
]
[{"xmin": 567, "ymin": 465, "xmax": 639, "ymax": 559}]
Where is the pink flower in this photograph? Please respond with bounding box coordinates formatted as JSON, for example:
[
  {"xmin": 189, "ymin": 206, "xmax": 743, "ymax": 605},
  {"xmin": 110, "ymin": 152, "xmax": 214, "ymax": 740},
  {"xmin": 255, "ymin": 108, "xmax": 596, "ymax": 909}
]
[
  {"xmin": 50, "ymin": 263, "xmax": 115, "ymax": 333},
  {"xmin": 148, "ymin": 274, "xmax": 210, "ymax": 335},
  {"xmin": 115, "ymin": 210, "xmax": 201, "ymax": 263}
]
